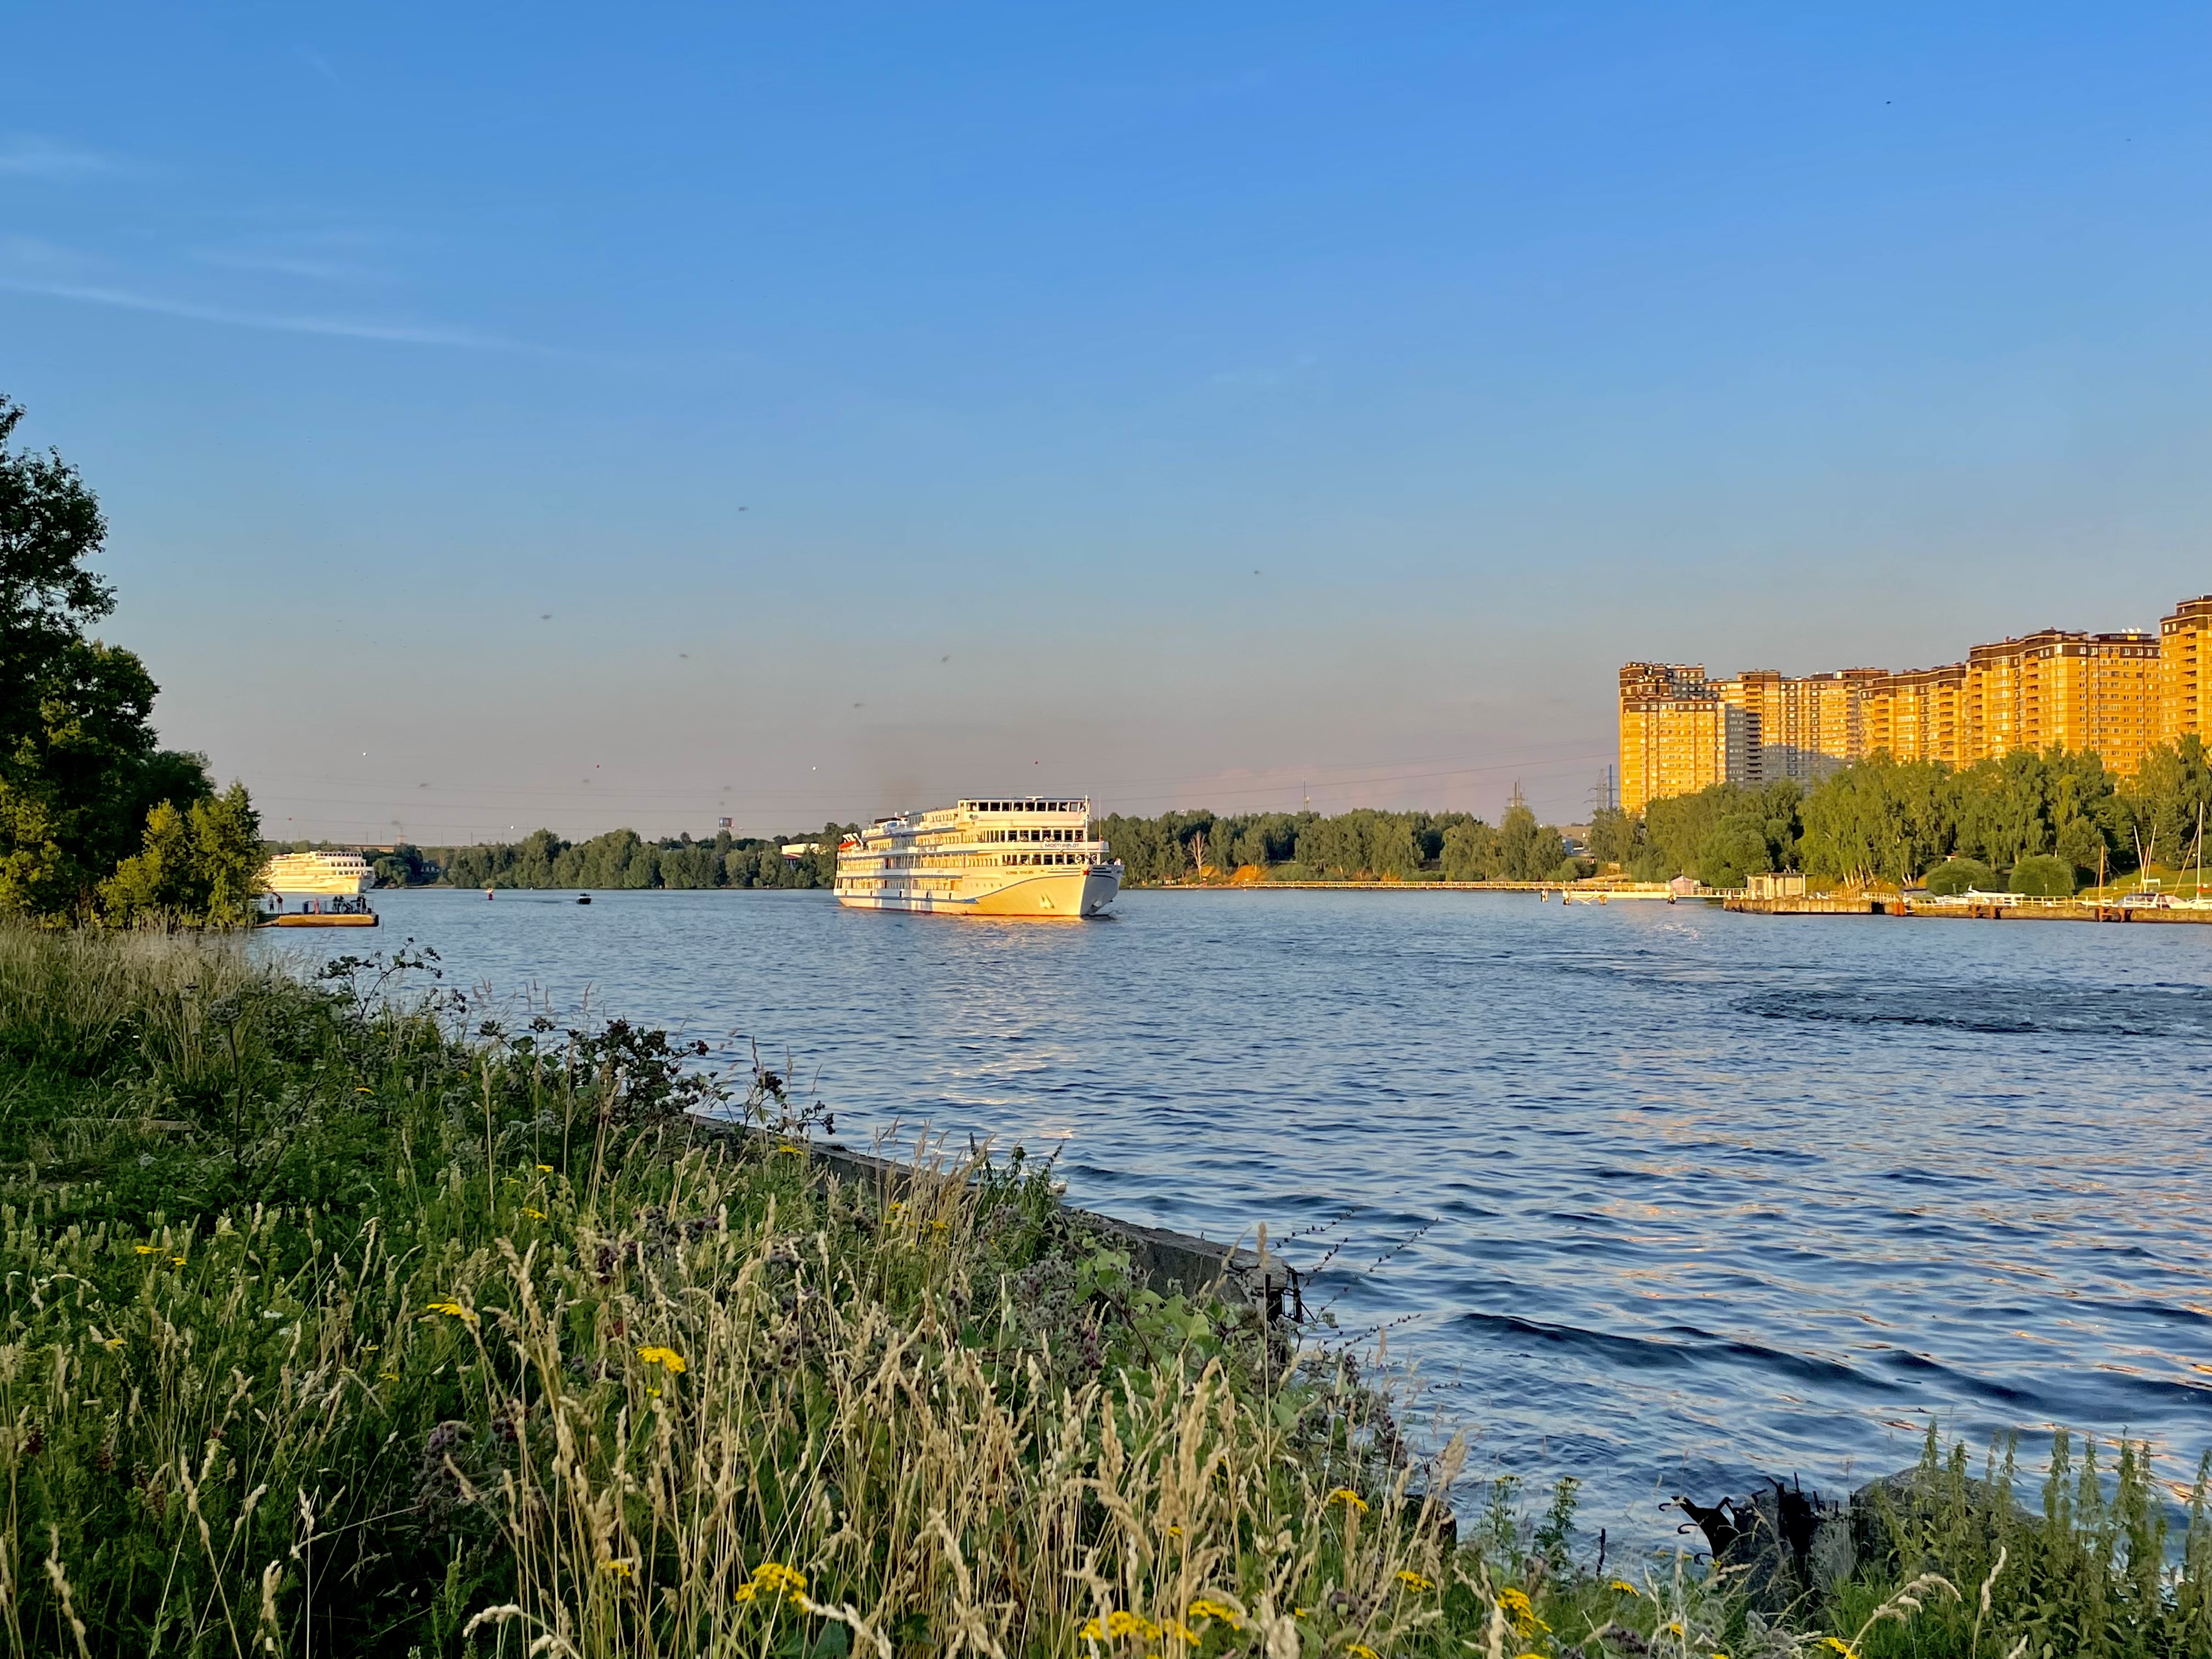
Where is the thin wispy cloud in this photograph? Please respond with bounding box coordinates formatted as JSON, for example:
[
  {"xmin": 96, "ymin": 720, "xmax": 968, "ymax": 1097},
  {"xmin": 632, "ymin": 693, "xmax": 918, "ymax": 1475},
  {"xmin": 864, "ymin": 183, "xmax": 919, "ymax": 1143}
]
[
  {"xmin": 0, "ymin": 276, "xmax": 540, "ymax": 352},
  {"xmin": 193, "ymin": 247, "xmax": 386, "ymax": 283},
  {"xmin": 0, "ymin": 137, "xmax": 117, "ymax": 180}
]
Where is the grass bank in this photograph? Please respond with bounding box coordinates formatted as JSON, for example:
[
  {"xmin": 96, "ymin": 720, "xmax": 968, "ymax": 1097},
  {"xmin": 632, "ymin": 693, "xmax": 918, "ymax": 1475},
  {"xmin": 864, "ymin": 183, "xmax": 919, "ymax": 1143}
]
[{"xmin": 0, "ymin": 926, "xmax": 2206, "ymax": 1657}]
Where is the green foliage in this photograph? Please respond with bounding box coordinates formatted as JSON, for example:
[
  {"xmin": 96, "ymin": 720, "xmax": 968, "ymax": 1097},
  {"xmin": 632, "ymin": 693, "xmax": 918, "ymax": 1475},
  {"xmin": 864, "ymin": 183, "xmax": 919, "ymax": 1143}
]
[
  {"xmin": 2009, "ymin": 854, "xmax": 2076, "ymax": 898},
  {"xmin": 1094, "ymin": 805, "xmax": 1579, "ymax": 884},
  {"xmin": 0, "ymin": 925, "xmax": 1458, "ymax": 1657},
  {"xmin": 425, "ymin": 824, "xmax": 850, "ymax": 890},
  {"xmin": 1629, "ymin": 743, "xmax": 2204, "ymax": 888},
  {"xmin": 1833, "ymin": 1427, "xmax": 2212, "ymax": 1659},
  {"xmin": 1924, "ymin": 857, "xmax": 1994, "ymax": 896},
  {"xmin": 97, "ymin": 783, "xmax": 262, "ymax": 926},
  {"xmin": 0, "ymin": 393, "xmax": 249, "ymax": 924}
]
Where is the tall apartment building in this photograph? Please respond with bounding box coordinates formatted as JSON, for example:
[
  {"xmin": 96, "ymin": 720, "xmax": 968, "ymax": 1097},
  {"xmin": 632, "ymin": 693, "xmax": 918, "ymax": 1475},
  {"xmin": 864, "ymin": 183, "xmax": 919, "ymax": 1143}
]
[
  {"xmin": 2163, "ymin": 595, "xmax": 2212, "ymax": 746},
  {"xmin": 1618, "ymin": 592, "xmax": 2212, "ymax": 814},
  {"xmin": 1616, "ymin": 664, "xmax": 1753, "ymax": 815}
]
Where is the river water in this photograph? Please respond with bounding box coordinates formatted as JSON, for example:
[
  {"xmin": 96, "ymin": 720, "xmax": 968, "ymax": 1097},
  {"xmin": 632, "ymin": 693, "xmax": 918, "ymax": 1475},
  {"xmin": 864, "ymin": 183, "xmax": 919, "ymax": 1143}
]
[{"xmin": 261, "ymin": 888, "xmax": 2212, "ymax": 1539}]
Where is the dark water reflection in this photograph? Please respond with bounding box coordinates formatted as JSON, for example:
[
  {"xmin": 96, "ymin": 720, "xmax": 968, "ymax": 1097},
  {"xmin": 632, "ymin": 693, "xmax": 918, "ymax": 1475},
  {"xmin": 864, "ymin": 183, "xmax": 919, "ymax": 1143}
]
[{"xmin": 262, "ymin": 888, "xmax": 2212, "ymax": 1536}]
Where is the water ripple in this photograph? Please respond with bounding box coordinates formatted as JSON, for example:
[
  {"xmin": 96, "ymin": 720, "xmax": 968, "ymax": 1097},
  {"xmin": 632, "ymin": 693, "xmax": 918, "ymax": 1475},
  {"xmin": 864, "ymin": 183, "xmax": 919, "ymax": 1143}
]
[{"xmin": 263, "ymin": 888, "xmax": 2212, "ymax": 1537}]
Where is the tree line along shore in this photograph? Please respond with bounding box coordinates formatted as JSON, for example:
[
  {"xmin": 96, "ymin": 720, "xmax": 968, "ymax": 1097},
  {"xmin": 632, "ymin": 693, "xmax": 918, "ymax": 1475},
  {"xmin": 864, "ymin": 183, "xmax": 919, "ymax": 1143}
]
[{"xmin": 313, "ymin": 738, "xmax": 2210, "ymax": 903}]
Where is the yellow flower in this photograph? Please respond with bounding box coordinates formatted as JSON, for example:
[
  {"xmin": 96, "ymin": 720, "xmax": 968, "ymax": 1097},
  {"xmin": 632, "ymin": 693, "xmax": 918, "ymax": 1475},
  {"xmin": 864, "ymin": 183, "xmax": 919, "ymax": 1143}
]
[
  {"xmin": 100, "ymin": 1335, "xmax": 125, "ymax": 1351},
  {"xmin": 1664, "ymin": 1623, "xmax": 1685, "ymax": 1638},
  {"xmin": 424, "ymin": 1300, "xmax": 477, "ymax": 1323},
  {"xmin": 133, "ymin": 1245, "xmax": 156, "ymax": 1255},
  {"xmin": 1187, "ymin": 1598, "xmax": 1240, "ymax": 1629},
  {"xmin": 1607, "ymin": 1579, "xmax": 1641, "ymax": 1596},
  {"xmin": 929, "ymin": 1218, "xmax": 951, "ymax": 1232},
  {"xmin": 601, "ymin": 1559, "xmax": 634, "ymax": 1579},
  {"xmin": 171, "ymin": 1256, "xmax": 187, "ymax": 1267},
  {"xmin": 1102, "ymin": 1610, "xmax": 1161, "ymax": 1641},
  {"xmin": 1497, "ymin": 1587, "xmax": 1548, "ymax": 1637},
  {"xmin": 520, "ymin": 1206, "xmax": 546, "ymax": 1220},
  {"xmin": 1078, "ymin": 1618, "xmax": 1102, "ymax": 1640},
  {"xmin": 379, "ymin": 1372, "xmax": 399, "ymax": 1381},
  {"xmin": 1395, "ymin": 1568, "xmax": 1435, "ymax": 1592},
  {"xmin": 536, "ymin": 1162, "xmax": 553, "ymax": 1171},
  {"xmin": 1347, "ymin": 1646, "xmax": 1380, "ymax": 1659},
  {"xmin": 746, "ymin": 1561, "xmax": 807, "ymax": 1605},
  {"xmin": 1165, "ymin": 1524, "xmax": 1182, "ymax": 1538},
  {"xmin": 1325, "ymin": 1487, "xmax": 1369, "ymax": 1513},
  {"xmin": 776, "ymin": 1143, "xmax": 806, "ymax": 1156},
  {"xmin": 637, "ymin": 1345, "xmax": 687, "ymax": 1374},
  {"xmin": 354, "ymin": 1086, "xmax": 374, "ymax": 1094},
  {"xmin": 1820, "ymin": 1641, "xmax": 1857, "ymax": 1658}
]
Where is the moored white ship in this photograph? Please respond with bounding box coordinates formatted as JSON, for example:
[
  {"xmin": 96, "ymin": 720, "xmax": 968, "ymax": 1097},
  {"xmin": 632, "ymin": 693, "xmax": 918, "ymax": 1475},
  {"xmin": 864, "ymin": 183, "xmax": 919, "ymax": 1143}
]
[
  {"xmin": 258, "ymin": 850, "xmax": 376, "ymax": 895},
  {"xmin": 834, "ymin": 797, "xmax": 1122, "ymax": 917}
]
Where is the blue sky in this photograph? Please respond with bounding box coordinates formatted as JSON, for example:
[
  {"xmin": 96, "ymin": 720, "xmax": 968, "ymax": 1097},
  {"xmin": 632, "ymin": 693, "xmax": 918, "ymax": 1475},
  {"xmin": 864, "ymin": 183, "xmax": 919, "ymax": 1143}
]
[{"xmin": 4, "ymin": 3, "xmax": 2207, "ymax": 838}]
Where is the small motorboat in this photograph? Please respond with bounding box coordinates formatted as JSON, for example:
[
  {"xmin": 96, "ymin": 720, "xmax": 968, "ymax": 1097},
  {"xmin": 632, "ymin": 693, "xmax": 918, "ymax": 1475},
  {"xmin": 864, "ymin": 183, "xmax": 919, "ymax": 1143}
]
[{"xmin": 576, "ymin": 893, "xmax": 592, "ymax": 905}]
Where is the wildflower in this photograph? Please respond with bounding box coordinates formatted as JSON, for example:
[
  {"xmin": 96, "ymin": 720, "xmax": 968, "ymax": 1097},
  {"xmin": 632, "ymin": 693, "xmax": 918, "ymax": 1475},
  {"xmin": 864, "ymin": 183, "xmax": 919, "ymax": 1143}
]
[
  {"xmin": 601, "ymin": 1559, "xmax": 634, "ymax": 1579},
  {"xmin": 354, "ymin": 1086, "xmax": 374, "ymax": 1094},
  {"xmin": 1325, "ymin": 1487, "xmax": 1369, "ymax": 1513},
  {"xmin": 1348, "ymin": 1646, "xmax": 1380, "ymax": 1659},
  {"xmin": 1187, "ymin": 1599, "xmax": 1240, "ymax": 1629},
  {"xmin": 520, "ymin": 1207, "xmax": 546, "ymax": 1220},
  {"xmin": 171, "ymin": 1255, "xmax": 187, "ymax": 1267},
  {"xmin": 1607, "ymin": 1579, "xmax": 1641, "ymax": 1596},
  {"xmin": 929, "ymin": 1218, "xmax": 950, "ymax": 1232},
  {"xmin": 1105, "ymin": 1610, "xmax": 1161, "ymax": 1641},
  {"xmin": 1497, "ymin": 1587, "xmax": 1547, "ymax": 1637},
  {"xmin": 379, "ymin": 1372, "xmax": 399, "ymax": 1381},
  {"xmin": 1395, "ymin": 1568, "xmax": 1435, "ymax": 1592},
  {"xmin": 735, "ymin": 1561, "xmax": 808, "ymax": 1606},
  {"xmin": 424, "ymin": 1300, "xmax": 477, "ymax": 1323},
  {"xmin": 1820, "ymin": 1642, "xmax": 1856, "ymax": 1658},
  {"xmin": 101, "ymin": 1336, "xmax": 125, "ymax": 1351},
  {"xmin": 537, "ymin": 1163, "xmax": 553, "ymax": 1172},
  {"xmin": 637, "ymin": 1345, "xmax": 687, "ymax": 1374},
  {"xmin": 1165, "ymin": 1524, "xmax": 1182, "ymax": 1538},
  {"xmin": 133, "ymin": 1245, "xmax": 156, "ymax": 1255},
  {"xmin": 1664, "ymin": 1624, "xmax": 1685, "ymax": 1639},
  {"xmin": 775, "ymin": 1143, "xmax": 806, "ymax": 1157}
]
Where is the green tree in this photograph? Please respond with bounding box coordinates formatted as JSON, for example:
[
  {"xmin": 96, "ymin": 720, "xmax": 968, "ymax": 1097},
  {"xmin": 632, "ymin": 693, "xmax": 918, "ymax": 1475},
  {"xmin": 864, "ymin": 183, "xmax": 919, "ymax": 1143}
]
[
  {"xmin": 2115, "ymin": 737, "xmax": 2212, "ymax": 873},
  {"xmin": 98, "ymin": 785, "xmax": 263, "ymax": 926},
  {"xmin": 1585, "ymin": 806, "xmax": 1641, "ymax": 872},
  {"xmin": 1440, "ymin": 820, "xmax": 1502, "ymax": 881},
  {"xmin": 1, "ymin": 393, "xmax": 241, "ymax": 921},
  {"xmin": 1498, "ymin": 803, "xmax": 1565, "ymax": 882},
  {"xmin": 2009, "ymin": 854, "xmax": 2075, "ymax": 898},
  {"xmin": 1695, "ymin": 818, "xmax": 1772, "ymax": 889},
  {"xmin": 1799, "ymin": 755, "xmax": 1954, "ymax": 885},
  {"xmin": 1924, "ymin": 857, "xmax": 1994, "ymax": 896}
]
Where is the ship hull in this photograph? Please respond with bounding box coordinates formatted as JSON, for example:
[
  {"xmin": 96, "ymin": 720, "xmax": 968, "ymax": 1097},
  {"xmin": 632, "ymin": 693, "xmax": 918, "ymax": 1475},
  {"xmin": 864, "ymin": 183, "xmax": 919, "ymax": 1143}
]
[{"xmin": 837, "ymin": 865, "xmax": 1120, "ymax": 918}]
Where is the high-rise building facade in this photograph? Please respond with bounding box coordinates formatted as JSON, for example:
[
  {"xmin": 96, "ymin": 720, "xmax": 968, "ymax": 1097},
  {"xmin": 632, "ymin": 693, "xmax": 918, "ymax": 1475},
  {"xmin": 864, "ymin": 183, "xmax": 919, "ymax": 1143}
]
[
  {"xmin": 2163, "ymin": 595, "xmax": 2212, "ymax": 746},
  {"xmin": 1619, "ymin": 593, "xmax": 2212, "ymax": 812},
  {"xmin": 1617, "ymin": 664, "xmax": 1754, "ymax": 816}
]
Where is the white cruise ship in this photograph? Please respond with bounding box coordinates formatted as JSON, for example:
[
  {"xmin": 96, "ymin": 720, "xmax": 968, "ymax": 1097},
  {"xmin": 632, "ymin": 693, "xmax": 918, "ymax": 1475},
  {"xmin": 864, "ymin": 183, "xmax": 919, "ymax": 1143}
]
[
  {"xmin": 834, "ymin": 798, "xmax": 1122, "ymax": 917},
  {"xmin": 258, "ymin": 850, "xmax": 376, "ymax": 895}
]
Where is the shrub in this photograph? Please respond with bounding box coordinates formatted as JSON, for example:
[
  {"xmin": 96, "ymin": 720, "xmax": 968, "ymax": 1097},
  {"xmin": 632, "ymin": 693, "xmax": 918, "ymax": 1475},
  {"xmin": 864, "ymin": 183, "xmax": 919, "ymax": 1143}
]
[
  {"xmin": 1923, "ymin": 857, "xmax": 1994, "ymax": 896},
  {"xmin": 2009, "ymin": 854, "xmax": 2075, "ymax": 898}
]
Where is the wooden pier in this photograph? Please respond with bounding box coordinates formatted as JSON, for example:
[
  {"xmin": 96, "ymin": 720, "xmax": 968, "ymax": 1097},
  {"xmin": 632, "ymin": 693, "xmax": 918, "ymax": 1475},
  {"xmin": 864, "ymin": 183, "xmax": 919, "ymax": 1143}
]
[{"xmin": 1723, "ymin": 894, "xmax": 2212, "ymax": 924}]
